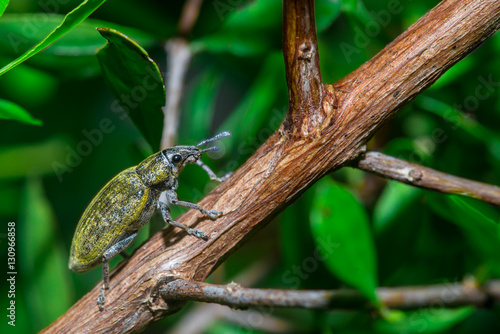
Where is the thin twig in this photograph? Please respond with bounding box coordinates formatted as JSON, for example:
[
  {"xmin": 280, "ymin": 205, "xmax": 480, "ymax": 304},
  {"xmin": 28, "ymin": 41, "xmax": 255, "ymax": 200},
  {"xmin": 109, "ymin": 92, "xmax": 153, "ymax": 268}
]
[
  {"xmin": 178, "ymin": 0, "xmax": 204, "ymax": 36},
  {"xmin": 161, "ymin": 38, "xmax": 191, "ymax": 149},
  {"xmin": 161, "ymin": 279, "xmax": 500, "ymax": 310},
  {"xmin": 160, "ymin": 0, "xmax": 204, "ymax": 150},
  {"xmin": 354, "ymin": 151, "xmax": 500, "ymax": 206}
]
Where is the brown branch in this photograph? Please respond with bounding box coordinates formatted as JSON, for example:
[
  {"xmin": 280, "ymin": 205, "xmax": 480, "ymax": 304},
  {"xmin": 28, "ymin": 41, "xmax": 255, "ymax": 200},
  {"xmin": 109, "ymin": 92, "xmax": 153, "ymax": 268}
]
[
  {"xmin": 354, "ymin": 151, "xmax": 500, "ymax": 206},
  {"xmin": 282, "ymin": 0, "xmax": 327, "ymax": 134},
  {"xmin": 178, "ymin": 0, "xmax": 203, "ymax": 36},
  {"xmin": 44, "ymin": 0, "xmax": 500, "ymax": 333},
  {"xmin": 161, "ymin": 278, "xmax": 500, "ymax": 310},
  {"xmin": 160, "ymin": 38, "xmax": 191, "ymax": 149},
  {"xmin": 167, "ymin": 259, "xmax": 279, "ymax": 334}
]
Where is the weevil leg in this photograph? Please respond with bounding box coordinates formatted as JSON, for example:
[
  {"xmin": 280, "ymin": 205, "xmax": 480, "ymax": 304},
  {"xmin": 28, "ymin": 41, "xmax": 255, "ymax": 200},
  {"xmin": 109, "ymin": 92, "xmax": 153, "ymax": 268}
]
[
  {"xmin": 196, "ymin": 159, "xmax": 232, "ymax": 182},
  {"xmin": 174, "ymin": 199, "xmax": 222, "ymax": 219},
  {"xmin": 159, "ymin": 201, "xmax": 208, "ymax": 239},
  {"xmin": 119, "ymin": 251, "xmax": 130, "ymax": 260},
  {"xmin": 97, "ymin": 231, "xmax": 138, "ymax": 311},
  {"xmin": 163, "ymin": 189, "xmax": 223, "ymax": 219}
]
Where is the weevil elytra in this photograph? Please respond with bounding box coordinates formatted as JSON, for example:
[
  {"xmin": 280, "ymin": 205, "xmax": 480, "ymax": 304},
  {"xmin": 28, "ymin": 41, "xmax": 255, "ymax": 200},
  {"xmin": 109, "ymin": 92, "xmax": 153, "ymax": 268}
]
[{"xmin": 68, "ymin": 131, "xmax": 231, "ymax": 310}]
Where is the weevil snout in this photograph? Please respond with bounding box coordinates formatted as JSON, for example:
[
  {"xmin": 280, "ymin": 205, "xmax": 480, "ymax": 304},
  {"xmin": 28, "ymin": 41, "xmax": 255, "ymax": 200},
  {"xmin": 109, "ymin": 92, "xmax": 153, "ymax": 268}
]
[
  {"xmin": 162, "ymin": 131, "xmax": 231, "ymax": 173},
  {"xmin": 164, "ymin": 146, "xmax": 201, "ymax": 164},
  {"xmin": 162, "ymin": 146, "xmax": 213, "ymax": 168}
]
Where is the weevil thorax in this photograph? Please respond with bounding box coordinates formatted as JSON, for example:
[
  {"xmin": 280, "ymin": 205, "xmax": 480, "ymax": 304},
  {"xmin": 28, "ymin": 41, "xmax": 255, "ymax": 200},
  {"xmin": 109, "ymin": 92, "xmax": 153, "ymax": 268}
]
[{"xmin": 135, "ymin": 146, "xmax": 201, "ymax": 192}]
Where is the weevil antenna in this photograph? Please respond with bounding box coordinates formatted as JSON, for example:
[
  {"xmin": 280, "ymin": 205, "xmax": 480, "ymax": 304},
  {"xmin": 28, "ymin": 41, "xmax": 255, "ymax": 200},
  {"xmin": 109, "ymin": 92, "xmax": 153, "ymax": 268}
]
[
  {"xmin": 200, "ymin": 146, "xmax": 220, "ymax": 153},
  {"xmin": 196, "ymin": 131, "xmax": 231, "ymax": 147}
]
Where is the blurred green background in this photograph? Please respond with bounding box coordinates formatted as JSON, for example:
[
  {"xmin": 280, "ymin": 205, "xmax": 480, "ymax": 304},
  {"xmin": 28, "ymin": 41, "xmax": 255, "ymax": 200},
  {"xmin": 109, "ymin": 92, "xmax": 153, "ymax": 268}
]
[{"xmin": 1, "ymin": 0, "xmax": 500, "ymax": 333}]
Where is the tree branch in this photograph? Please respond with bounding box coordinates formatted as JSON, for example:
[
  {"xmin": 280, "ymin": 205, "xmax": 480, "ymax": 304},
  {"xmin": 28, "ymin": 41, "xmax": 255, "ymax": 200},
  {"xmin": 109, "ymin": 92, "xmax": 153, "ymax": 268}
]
[
  {"xmin": 168, "ymin": 259, "xmax": 281, "ymax": 334},
  {"xmin": 44, "ymin": 0, "xmax": 500, "ymax": 332},
  {"xmin": 160, "ymin": 278, "xmax": 500, "ymax": 310},
  {"xmin": 282, "ymin": 0, "xmax": 327, "ymax": 134},
  {"xmin": 354, "ymin": 151, "xmax": 500, "ymax": 206}
]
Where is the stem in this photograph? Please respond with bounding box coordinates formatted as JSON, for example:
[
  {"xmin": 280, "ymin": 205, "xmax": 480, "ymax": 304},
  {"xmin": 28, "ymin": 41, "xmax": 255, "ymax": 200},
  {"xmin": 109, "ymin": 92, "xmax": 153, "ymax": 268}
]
[
  {"xmin": 161, "ymin": 278, "xmax": 500, "ymax": 310},
  {"xmin": 354, "ymin": 151, "xmax": 500, "ymax": 206},
  {"xmin": 160, "ymin": 0, "xmax": 204, "ymax": 149},
  {"xmin": 178, "ymin": 0, "xmax": 203, "ymax": 36},
  {"xmin": 161, "ymin": 38, "xmax": 191, "ymax": 149},
  {"xmin": 282, "ymin": 0, "xmax": 326, "ymax": 134}
]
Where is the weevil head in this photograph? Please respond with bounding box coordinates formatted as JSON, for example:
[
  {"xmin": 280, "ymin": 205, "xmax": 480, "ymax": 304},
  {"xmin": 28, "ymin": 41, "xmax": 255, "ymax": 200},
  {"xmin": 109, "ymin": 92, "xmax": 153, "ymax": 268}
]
[
  {"xmin": 135, "ymin": 131, "xmax": 231, "ymax": 191},
  {"xmin": 135, "ymin": 146, "xmax": 200, "ymax": 190},
  {"xmin": 164, "ymin": 145, "xmax": 203, "ymax": 172},
  {"xmin": 164, "ymin": 131, "xmax": 231, "ymax": 176}
]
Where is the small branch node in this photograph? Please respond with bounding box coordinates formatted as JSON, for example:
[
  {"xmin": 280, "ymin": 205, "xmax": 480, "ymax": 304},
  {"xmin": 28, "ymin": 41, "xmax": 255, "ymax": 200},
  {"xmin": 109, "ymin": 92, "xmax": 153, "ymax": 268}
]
[
  {"xmin": 298, "ymin": 41, "xmax": 313, "ymax": 61},
  {"xmin": 408, "ymin": 169, "xmax": 423, "ymax": 182}
]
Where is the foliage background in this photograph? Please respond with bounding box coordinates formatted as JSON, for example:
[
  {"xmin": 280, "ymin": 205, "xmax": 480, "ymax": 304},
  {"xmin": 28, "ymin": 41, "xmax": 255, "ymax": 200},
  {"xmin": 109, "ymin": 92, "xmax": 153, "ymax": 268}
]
[{"xmin": 1, "ymin": 0, "xmax": 500, "ymax": 333}]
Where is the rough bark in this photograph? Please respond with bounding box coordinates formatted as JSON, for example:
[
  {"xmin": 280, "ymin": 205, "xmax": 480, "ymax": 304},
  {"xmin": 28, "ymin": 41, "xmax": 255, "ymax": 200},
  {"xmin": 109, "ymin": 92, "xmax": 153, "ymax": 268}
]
[{"xmin": 43, "ymin": 0, "xmax": 500, "ymax": 333}]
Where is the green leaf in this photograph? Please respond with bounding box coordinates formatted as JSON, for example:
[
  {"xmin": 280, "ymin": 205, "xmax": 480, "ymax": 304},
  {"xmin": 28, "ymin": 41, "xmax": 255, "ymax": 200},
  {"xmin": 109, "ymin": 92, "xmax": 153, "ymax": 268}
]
[
  {"xmin": 0, "ymin": 99, "xmax": 42, "ymax": 125},
  {"xmin": 310, "ymin": 177, "xmax": 379, "ymax": 304},
  {"xmin": 373, "ymin": 181, "xmax": 423, "ymax": 233},
  {"xmin": 341, "ymin": 0, "xmax": 374, "ymax": 26},
  {"xmin": 218, "ymin": 0, "xmax": 281, "ymax": 31},
  {"xmin": 192, "ymin": 33, "xmax": 268, "ymax": 57},
  {"xmin": 19, "ymin": 177, "xmax": 73, "ymax": 330},
  {"xmin": 416, "ymin": 95, "xmax": 500, "ymax": 162},
  {"xmin": 0, "ymin": 0, "xmax": 8, "ymax": 18},
  {"xmin": 180, "ymin": 67, "xmax": 222, "ymax": 142},
  {"xmin": 0, "ymin": 0, "xmax": 107, "ymax": 76},
  {"xmin": 316, "ymin": 0, "xmax": 341, "ymax": 32},
  {"xmin": 0, "ymin": 136, "xmax": 68, "ymax": 180},
  {"xmin": 429, "ymin": 57, "xmax": 474, "ymax": 90},
  {"xmin": 96, "ymin": 28, "xmax": 165, "ymax": 150},
  {"xmin": 0, "ymin": 65, "xmax": 58, "ymax": 105},
  {"xmin": 280, "ymin": 189, "xmax": 317, "ymax": 278},
  {"xmin": 0, "ymin": 182, "xmax": 20, "ymax": 215},
  {"xmin": 427, "ymin": 193, "xmax": 500, "ymax": 274},
  {"xmin": 0, "ymin": 14, "xmax": 155, "ymax": 78},
  {"xmin": 375, "ymin": 307, "xmax": 474, "ymax": 334},
  {"xmin": 192, "ymin": 0, "xmax": 281, "ymax": 56},
  {"xmin": 218, "ymin": 52, "xmax": 286, "ymax": 158}
]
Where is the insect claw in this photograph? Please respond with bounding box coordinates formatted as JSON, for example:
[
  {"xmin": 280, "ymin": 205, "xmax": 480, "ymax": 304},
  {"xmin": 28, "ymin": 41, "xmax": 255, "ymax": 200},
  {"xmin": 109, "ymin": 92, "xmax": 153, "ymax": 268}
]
[
  {"xmin": 215, "ymin": 171, "xmax": 232, "ymax": 182},
  {"xmin": 188, "ymin": 228, "xmax": 208, "ymax": 239},
  {"xmin": 97, "ymin": 287, "xmax": 106, "ymax": 311},
  {"xmin": 203, "ymin": 209, "xmax": 222, "ymax": 219}
]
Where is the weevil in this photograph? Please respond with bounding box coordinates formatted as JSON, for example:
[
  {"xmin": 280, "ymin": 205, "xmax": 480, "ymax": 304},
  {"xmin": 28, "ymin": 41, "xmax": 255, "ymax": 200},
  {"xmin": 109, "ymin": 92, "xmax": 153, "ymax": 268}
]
[{"xmin": 69, "ymin": 131, "xmax": 231, "ymax": 310}]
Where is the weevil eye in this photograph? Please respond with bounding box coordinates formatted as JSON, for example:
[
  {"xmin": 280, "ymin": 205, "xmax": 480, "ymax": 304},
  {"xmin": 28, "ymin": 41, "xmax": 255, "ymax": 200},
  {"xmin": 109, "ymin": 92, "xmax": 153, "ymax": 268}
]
[{"xmin": 171, "ymin": 154, "xmax": 182, "ymax": 164}]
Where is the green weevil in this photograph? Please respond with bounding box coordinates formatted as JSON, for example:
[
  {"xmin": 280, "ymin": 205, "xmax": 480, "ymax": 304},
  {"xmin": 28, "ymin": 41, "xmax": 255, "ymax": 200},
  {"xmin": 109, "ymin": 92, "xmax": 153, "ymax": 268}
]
[{"xmin": 69, "ymin": 131, "xmax": 231, "ymax": 310}]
